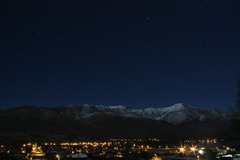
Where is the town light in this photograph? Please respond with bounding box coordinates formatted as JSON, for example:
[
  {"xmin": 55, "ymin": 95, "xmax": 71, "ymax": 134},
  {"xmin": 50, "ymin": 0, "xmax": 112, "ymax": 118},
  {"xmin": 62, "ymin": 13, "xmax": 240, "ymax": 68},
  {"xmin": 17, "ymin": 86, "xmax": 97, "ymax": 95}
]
[
  {"xmin": 197, "ymin": 155, "xmax": 200, "ymax": 160},
  {"xmin": 191, "ymin": 147, "xmax": 196, "ymax": 152},
  {"xmin": 179, "ymin": 147, "xmax": 185, "ymax": 152},
  {"xmin": 198, "ymin": 149, "xmax": 204, "ymax": 155},
  {"xmin": 56, "ymin": 154, "xmax": 60, "ymax": 160}
]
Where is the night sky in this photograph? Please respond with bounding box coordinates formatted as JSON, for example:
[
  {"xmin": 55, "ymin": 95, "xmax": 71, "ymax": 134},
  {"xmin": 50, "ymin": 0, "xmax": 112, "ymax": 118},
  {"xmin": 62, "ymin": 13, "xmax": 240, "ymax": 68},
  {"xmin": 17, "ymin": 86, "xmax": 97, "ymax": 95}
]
[{"xmin": 1, "ymin": 0, "xmax": 240, "ymax": 110}]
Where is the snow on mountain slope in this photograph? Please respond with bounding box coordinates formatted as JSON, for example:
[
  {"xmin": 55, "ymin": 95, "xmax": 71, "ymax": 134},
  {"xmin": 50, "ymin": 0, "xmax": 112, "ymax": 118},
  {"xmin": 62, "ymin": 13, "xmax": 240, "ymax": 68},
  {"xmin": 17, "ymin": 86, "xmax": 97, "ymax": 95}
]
[{"xmin": 59, "ymin": 103, "xmax": 228, "ymax": 124}]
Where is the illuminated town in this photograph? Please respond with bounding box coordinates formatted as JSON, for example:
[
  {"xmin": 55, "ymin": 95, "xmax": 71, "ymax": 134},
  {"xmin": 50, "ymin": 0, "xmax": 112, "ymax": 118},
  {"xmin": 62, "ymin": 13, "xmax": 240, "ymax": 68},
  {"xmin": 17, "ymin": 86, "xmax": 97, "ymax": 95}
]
[{"xmin": 0, "ymin": 138, "xmax": 239, "ymax": 160}]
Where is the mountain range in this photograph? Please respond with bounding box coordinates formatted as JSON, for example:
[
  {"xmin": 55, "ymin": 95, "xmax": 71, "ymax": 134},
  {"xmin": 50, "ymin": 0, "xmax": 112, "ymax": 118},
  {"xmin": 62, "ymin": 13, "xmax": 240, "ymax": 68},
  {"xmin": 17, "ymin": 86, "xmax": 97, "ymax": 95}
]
[
  {"xmin": 58, "ymin": 103, "xmax": 229, "ymax": 124},
  {"xmin": 0, "ymin": 103, "xmax": 234, "ymax": 141}
]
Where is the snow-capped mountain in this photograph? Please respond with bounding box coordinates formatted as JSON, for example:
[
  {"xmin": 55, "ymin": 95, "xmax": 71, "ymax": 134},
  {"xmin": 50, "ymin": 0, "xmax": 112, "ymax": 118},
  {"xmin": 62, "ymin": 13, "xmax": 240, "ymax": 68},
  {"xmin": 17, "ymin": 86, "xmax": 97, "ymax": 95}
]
[
  {"xmin": 0, "ymin": 103, "xmax": 232, "ymax": 140},
  {"xmin": 60, "ymin": 103, "xmax": 228, "ymax": 124}
]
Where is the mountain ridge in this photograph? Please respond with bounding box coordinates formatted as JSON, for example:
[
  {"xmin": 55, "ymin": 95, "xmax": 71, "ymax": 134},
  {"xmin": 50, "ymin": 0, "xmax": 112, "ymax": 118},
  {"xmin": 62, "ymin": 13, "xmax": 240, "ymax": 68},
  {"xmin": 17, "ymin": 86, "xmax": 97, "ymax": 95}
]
[{"xmin": 1, "ymin": 103, "xmax": 228, "ymax": 124}]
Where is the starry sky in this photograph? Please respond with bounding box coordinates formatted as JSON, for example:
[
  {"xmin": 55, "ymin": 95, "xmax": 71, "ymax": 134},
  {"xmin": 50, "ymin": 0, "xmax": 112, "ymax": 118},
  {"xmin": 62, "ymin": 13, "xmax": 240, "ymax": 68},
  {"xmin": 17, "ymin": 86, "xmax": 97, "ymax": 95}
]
[{"xmin": 1, "ymin": 0, "xmax": 240, "ymax": 110}]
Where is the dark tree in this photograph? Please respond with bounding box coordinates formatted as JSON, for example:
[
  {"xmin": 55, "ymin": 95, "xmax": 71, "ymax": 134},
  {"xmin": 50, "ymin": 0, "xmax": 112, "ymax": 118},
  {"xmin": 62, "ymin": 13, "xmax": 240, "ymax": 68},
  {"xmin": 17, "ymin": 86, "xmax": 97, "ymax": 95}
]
[
  {"xmin": 232, "ymin": 75, "xmax": 240, "ymax": 139},
  {"xmin": 237, "ymin": 75, "xmax": 240, "ymax": 113}
]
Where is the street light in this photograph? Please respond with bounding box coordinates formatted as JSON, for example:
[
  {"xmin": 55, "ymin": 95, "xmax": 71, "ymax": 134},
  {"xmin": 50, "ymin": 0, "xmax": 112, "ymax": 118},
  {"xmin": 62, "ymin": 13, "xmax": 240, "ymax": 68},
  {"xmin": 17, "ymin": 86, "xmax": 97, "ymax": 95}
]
[
  {"xmin": 198, "ymin": 149, "xmax": 204, "ymax": 155},
  {"xmin": 56, "ymin": 154, "xmax": 60, "ymax": 160},
  {"xmin": 197, "ymin": 155, "xmax": 200, "ymax": 160},
  {"xmin": 179, "ymin": 147, "xmax": 185, "ymax": 153},
  {"xmin": 191, "ymin": 147, "xmax": 196, "ymax": 152}
]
